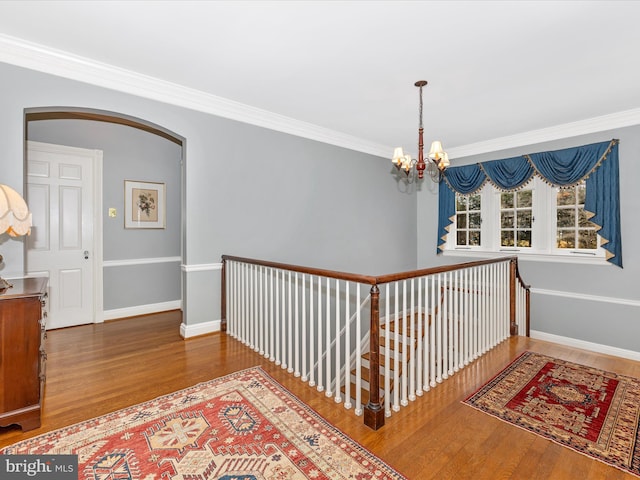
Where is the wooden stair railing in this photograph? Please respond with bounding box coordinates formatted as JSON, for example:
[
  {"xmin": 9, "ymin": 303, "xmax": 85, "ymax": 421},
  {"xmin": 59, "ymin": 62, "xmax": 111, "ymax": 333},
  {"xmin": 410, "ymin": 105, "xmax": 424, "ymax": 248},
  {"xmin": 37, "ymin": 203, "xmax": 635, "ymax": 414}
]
[{"xmin": 221, "ymin": 255, "xmax": 530, "ymax": 430}]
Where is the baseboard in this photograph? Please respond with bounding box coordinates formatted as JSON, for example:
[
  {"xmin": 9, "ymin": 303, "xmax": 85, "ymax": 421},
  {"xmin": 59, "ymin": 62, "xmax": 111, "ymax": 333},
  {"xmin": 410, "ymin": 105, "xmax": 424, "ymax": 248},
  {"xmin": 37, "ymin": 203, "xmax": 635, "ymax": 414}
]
[
  {"xmin": 180, "ymin": 319, "xmax": 221, "ymax": 339},
  {"xmin": 102, "ymin": 300, "xmax": 182, "ymax": 321},
  {"xmin": 530, "ymin": 329, "xmax": 640, "ymax": 362}
]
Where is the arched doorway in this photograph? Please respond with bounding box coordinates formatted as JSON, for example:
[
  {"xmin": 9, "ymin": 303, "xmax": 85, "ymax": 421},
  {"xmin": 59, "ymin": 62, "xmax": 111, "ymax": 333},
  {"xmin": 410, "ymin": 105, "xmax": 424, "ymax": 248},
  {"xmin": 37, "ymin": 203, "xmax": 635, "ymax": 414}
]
[{"xmin": 24, "ymin": 107, "xmax": 185, "ymax": 329}]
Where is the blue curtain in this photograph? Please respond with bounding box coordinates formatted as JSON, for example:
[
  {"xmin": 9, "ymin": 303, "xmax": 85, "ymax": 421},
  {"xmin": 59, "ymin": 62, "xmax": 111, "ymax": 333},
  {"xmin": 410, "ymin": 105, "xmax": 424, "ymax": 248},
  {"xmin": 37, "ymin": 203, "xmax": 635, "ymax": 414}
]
[{"xmin": 437, "ymin": 139, "xmax": 622, "ymax": 267}]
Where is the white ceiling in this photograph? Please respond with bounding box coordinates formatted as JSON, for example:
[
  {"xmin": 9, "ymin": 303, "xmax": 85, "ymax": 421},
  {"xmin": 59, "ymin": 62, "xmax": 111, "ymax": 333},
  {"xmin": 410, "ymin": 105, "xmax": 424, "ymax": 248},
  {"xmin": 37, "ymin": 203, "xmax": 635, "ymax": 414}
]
[{"xmin": 1, "ymin": 0, "xmax": 640, "ymax": 159}]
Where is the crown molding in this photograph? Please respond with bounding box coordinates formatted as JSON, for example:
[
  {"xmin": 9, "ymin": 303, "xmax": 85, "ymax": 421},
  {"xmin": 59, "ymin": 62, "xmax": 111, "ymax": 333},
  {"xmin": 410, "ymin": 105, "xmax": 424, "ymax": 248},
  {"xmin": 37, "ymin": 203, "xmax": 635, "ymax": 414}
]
[
  {"xmin": 447, "ymin": 108, "xmax": 640, "ymax": 159},
  {"xmin": 0, "ymin": 33, "xmax": 390, "ymax": 158},
  {"xmin": 2, "ymin": 33, "xmax": 639, "ymax": 161}
]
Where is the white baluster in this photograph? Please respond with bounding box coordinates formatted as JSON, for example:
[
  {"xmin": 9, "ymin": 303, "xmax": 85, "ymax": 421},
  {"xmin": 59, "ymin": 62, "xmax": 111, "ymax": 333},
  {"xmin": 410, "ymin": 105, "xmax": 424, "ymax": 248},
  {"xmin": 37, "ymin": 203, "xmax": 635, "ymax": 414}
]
[
  {"xmin": 317, "ymin": 276, "xmax": 324, "ymax": 392},
  {"xmin": 258, "ymin": 266, "xmax": 264, "ymax": 355},
  {"xmin": 253, "ymin": 265, "xmax": 258, "ymax": 352},
  {"xmin": 453, "ymin": 268, "xmax": 459, "ymax": 372},
  {"xmin": 401, "ymin": 279, "xmax": 408, "ymax": 406},
  {"xmin": 287, "ymin": 271, "xmax": 293, "ymax": 372},
  {"xmin": 281, "ymin": 270, "xmax": 286, "ymax": 369},
  {"xmin": 442, "ymin": 271, "xmax": 449, "ymax": 380},
  {"xmin": 393, "ymin": 281, "xmax": 400, "ymax": 412},
  {"xmin": 416, "ymin": 277, "xmax": 423, "ymax": 396},
  {"xmin": 409, "ymin": 278, "xmax": 416, "ymax": 400},
  {"xmin": 423, "ymin": 275, "xmax": 431, "ymax": 392},
  {"xmin": 325, "ymin": 277, "xmax": 331, "ymax": 397},
  {"xmin": 301, "ymin": 274, "xmax": 307, "ymax": 381},
  {"xmin": 309, "ymin": 276, "xmax": 315, "ymax": 387},
  {"xmin": 355, "ymin": 283, "xmax": 362, "ymax": 416},
  {"xmin": 344, "ymin": 281, "xmax": 351, "ymax": 409},
  {"xmin": 269, "ymin": 268, "xmax": 275, "ymax": 361},
  {"xmin": 463, "ymin": 267, "xmax": 469, "ymax": 366},
  {"xmin": 436, "ymin": 273, "xmax": 442, "ymax": 384},
  {"xmin": 334, "ymin": 279, "xmax": 342, "ymax": 403},
  {"xmin": 384, "ymin": 283, "xmax": 391, "ymax": 416},
  {"xmin": 294, "ymin": 272, "xmax": 300, "ymax": 377}
]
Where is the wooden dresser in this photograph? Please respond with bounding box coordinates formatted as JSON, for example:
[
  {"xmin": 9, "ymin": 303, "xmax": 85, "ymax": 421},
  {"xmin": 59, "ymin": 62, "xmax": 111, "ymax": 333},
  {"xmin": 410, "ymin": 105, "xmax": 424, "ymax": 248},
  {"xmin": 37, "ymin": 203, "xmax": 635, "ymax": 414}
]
[{"xmin": 0, "ymin": 277, "xmax": 48, "ymax": 431}]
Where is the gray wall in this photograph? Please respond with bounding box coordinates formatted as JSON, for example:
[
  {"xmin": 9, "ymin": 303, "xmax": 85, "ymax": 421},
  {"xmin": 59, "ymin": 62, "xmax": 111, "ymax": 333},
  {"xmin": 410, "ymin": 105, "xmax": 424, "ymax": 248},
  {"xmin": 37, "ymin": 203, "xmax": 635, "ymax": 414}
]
[
  {"xmin": 27, "ymin": 119, "xmax": 182, "ymax": 311},
  {"xmin": 417, "ymin": 126, "xmax": 640, "ymax": 353},
  {"xmin": 0, "ymin": 62, "xmax": 417, "ymax": 329}
]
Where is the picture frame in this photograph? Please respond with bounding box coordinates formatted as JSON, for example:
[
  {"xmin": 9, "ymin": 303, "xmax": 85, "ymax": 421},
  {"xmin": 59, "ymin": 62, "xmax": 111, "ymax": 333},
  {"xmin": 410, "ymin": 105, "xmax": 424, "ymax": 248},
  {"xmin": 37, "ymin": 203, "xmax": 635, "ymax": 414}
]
[{"xmin": 124, "ymin": 180, "xmax": 166, "ymax": 229}]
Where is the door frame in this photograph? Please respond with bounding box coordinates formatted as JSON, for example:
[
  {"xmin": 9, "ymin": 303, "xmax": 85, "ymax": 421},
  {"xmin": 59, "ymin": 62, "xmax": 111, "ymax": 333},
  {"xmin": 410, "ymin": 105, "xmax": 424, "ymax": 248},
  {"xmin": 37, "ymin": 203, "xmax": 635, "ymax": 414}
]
[{"xmin": 26, "ymin": 140, "xmax": 104, "ymax": 324}]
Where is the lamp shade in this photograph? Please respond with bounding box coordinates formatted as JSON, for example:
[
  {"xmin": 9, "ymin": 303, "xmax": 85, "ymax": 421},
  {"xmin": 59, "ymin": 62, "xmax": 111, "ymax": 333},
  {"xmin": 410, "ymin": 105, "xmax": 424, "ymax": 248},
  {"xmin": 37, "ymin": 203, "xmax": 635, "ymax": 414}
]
[
  {"xmin": 392, "ymin": 147, "xmax": 405, "ymax": 165},
  {"xmin": 0, "ymin": 184, "xmax": 32, "ymax": 237},
  {"xmin": 428, "ymin": 141, "xmax": 444, "ymax": 159},
  {"xmin": 439, "ymin": 152, "xmax": 450, "ymax": 169}
]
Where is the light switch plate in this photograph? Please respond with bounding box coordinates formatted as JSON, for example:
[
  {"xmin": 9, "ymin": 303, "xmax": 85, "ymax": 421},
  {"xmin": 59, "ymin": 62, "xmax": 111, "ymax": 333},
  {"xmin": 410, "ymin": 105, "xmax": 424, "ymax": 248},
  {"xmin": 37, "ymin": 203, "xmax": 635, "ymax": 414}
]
[{"xmin": 108, "ymin": 208, "xmax": 117, "ymax": 218}]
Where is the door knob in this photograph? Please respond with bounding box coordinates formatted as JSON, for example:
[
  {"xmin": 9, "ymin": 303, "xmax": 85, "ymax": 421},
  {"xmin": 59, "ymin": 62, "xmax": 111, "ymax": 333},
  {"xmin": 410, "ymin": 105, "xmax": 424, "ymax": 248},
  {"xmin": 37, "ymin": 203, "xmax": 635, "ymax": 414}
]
[{"xmin": 84, "ymin": 250, "xmax": 89, "ymax": 260}]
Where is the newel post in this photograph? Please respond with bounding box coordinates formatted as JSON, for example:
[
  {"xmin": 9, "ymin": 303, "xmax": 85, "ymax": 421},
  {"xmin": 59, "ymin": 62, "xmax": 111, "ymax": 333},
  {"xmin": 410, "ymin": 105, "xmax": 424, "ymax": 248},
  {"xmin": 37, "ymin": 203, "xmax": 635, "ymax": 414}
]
[
  {"xmin": 364, "ymin": 284, "xmax": 385, "ymax": 430},
  {"xmin": 221, "ymin": 258, "xmax": 227, "ymax": 333},
  {"xmin": 509, "ymin": 258, "xmax": 518, "ymax": 336}
]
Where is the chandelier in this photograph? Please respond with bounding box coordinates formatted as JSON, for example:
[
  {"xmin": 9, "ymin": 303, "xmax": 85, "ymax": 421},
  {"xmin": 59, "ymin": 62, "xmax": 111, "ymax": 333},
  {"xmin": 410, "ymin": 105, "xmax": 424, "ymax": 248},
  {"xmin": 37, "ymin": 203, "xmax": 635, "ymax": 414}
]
[{"xmin": 391, "ymin": 80, "xmax": 449, "ymax": 181}]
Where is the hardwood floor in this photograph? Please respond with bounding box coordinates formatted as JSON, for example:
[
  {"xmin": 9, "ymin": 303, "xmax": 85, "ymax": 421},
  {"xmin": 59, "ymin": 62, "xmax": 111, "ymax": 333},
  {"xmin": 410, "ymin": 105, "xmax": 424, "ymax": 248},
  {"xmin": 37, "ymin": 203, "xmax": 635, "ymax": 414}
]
[{"xmin": 1, "ymin": 310, "xmax": 638, "ymax": 479}]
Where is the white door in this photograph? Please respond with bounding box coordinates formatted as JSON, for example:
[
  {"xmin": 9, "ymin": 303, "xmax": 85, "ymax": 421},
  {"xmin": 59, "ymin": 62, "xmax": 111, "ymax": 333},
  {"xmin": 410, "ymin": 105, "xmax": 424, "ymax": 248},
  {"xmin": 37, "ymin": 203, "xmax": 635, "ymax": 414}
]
[{"xmin": 26, "ymin": 141, "xmax": 103, "ymax": 329}]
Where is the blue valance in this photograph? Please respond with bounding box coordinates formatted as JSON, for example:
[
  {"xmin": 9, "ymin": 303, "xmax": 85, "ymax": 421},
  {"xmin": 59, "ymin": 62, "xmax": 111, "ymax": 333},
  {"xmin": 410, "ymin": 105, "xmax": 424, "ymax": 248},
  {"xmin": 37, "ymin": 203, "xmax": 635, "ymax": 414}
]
[{"xmin": 437, "ymin": 139, "xmax": 622, "ymax": 267}]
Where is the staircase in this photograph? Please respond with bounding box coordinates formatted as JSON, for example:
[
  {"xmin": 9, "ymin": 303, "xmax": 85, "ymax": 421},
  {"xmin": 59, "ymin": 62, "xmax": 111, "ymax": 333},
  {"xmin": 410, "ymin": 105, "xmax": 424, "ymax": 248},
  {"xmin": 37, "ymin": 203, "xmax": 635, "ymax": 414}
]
[{"xmin": 347, "ymin": 311, "xmax": 427, "ymax": 407}]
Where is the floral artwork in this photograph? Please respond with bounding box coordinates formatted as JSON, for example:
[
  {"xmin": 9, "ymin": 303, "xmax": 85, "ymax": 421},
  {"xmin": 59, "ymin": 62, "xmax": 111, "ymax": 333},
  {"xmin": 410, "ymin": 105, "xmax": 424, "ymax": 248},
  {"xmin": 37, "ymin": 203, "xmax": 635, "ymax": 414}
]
[
  {"xmin": 134, "ymin": 189, "xmax": 158, "ymax": 221},
  {"xmin": 125, "ymin": 181, "xmax": 165, "ymax": 228}
]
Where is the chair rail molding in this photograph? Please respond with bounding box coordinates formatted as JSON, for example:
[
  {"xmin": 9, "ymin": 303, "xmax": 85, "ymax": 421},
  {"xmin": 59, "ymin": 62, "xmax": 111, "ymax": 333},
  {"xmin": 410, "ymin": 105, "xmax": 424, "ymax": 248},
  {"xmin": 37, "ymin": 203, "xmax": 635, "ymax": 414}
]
[
  {"xmin": 182, "ymin": 262, "xmax": 222, "ymax": 273},
  {"xmin": 103, "ymin": 256, "xmax": 182, "ymax": 268},
  {"xmin": 530, "ymin": 287, "xmax": 640, "ymax": 308}
]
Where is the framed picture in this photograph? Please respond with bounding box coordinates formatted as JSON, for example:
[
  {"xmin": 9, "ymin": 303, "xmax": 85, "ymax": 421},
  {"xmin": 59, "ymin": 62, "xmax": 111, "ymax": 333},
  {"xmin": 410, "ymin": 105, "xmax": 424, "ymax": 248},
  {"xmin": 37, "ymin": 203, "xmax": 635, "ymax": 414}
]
[{"xmin": 124, "ymin": 180, "xmax": 166, "ymax": 229}]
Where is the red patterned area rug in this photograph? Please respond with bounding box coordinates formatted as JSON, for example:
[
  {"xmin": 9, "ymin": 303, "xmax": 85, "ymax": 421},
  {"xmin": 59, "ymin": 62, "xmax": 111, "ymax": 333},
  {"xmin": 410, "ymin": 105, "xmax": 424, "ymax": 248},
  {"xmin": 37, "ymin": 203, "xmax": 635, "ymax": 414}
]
[
  {"xmin": 464, "ymin": 351, "xmax": 640, "ymax": 477},
  {"xmin": 2, "ymin": 367, "xmax": 405, "ymax": 479}
]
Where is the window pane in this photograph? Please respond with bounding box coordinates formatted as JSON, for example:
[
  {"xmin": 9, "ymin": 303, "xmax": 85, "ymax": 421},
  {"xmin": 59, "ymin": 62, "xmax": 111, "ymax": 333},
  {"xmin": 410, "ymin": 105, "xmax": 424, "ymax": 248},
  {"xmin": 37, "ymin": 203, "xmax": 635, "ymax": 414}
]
[
  {"xmin": 578, "ymin": 229, "xmax": 597, "ymax": 249},
  {"xmin": 577, "ymin": 209, "xmax": 595, "ymax": 228},
  {"xmin": 501, "ymin": 192, "xmax": 514, "ymax": 209},
  {"xmin": 557, "ymin": 230, "xmax": 575, "ymax": 248},
  {"xmin": 517, "ymin": 230, "xmax": 532, "ymax": 247},
  {"xmin": 468, "ymin": 194, "xmax": 481, "ymax": 211},
  {"xmin": 557, "ymin": 208, "xmax": 575, "ymax": 228},
  {"xmin": 501, "ymin": 211, "xmax": 514, "ymax": 228},
  {"xmin": 457, "ymin": 231, "xmax": 467, "ymax": 246},
  {"xmin": 517, "ymin": 210, "xmax": 532, "ymax": 228},
  {"xmin": 517, "ymin": 190, "xmax": 532, "ymax": 208},
  {"xmin": 501, "ymin": 230, "xmax": 514, "ymax": 247},
  {"xmin": 577, "ymin": 184, "xmax": 586, "ymax": 204},
  {"xmin": 457, "ymin": 213, "xmax": 467, "ymax": 229},
  {"xmin": 469, "ymin": 231, "xmax": 481, "ymax": 246},
  {"xmin": 456, "ymin": 196, "xmax": 467, "ymax": 211},
  {"xmin": 557, "ymin": 188, "xmax": 575, "ymax": 206},
  {"xmin": 469, "ymin": 212, "xmax": 481, "ymax": 228}
]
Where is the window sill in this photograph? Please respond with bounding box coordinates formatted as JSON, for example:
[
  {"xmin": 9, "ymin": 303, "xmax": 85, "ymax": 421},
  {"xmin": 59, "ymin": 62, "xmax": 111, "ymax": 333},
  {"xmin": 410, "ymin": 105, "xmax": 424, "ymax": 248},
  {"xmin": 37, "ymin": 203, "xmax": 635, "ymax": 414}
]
[{"xmin": 441, "ymin": 248, "xmax": 610, "ymax": 266}]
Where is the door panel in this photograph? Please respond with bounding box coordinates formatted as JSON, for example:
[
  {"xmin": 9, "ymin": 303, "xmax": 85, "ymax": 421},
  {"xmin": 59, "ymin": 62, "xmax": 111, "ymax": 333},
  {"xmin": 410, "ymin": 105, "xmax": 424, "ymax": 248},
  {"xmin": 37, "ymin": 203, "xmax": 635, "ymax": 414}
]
[{"xmin": 26, "ymin": 141, "xmax": 100, "ymax": 329}]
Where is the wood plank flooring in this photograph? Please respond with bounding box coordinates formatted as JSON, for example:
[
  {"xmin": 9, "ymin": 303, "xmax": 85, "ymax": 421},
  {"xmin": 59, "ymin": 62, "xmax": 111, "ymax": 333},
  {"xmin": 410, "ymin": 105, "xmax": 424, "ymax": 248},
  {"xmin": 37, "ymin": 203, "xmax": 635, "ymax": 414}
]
[{"xmin": 1, "ymin": 310, "xmax": 639, "ymax": 479}]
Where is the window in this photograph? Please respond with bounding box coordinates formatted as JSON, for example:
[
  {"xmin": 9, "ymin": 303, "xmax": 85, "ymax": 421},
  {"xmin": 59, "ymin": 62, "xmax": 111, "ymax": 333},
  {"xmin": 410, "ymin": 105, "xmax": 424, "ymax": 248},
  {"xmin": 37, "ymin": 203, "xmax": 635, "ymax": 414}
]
[
  {"xmin": 437, "ymin": 139, "xmax": 620, "ymax": 267},
  {"xmin": 445, "ymin": 179, "xmax": 605, "ymax": 263},
  {"xmin": 455, "ymin": 193, "xmax": 481, "ymax": 247},
  {"xmin": 500, "ymin": 189, "xmax": 533, "ymax": 248},
  {"xmin": 556, "ymin": 183, "xmax": 597, "ymax": 250}
]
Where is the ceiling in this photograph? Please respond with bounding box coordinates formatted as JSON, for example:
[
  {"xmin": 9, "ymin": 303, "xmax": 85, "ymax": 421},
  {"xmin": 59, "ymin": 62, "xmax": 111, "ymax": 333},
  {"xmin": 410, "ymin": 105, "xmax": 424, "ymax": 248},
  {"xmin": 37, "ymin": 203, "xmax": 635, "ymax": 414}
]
[{"xmin": 1, "ymin": 0, "xmax": 640, "ymax": 159}]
